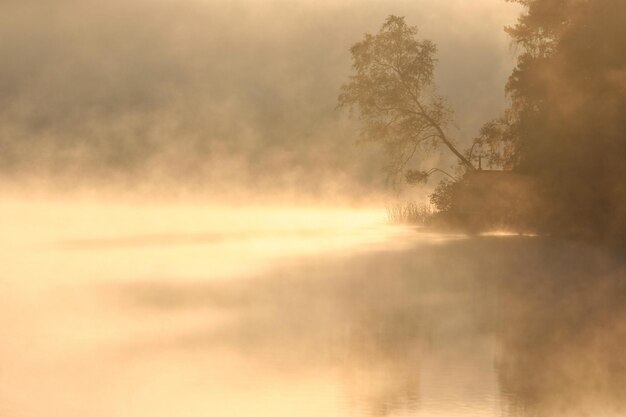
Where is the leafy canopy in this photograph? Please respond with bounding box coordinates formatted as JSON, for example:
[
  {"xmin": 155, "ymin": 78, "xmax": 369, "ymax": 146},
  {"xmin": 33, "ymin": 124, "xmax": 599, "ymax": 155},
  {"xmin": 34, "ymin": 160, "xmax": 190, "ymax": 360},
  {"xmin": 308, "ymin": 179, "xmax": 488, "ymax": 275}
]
[
  {"xmin": 338, "ymin": 15, "xmax": 474, "ymax": 185},
  {"xmin": 477, "ymin": 0, "xmax": 626, "ymax": 239}
]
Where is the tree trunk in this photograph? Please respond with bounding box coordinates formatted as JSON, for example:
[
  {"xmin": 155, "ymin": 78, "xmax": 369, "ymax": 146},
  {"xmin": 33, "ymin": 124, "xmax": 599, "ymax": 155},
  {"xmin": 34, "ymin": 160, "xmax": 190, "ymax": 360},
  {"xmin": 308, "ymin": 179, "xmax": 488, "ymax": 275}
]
[{"xmin": 431, "ymin": 123, "xmax": 476, "ymax": 171}]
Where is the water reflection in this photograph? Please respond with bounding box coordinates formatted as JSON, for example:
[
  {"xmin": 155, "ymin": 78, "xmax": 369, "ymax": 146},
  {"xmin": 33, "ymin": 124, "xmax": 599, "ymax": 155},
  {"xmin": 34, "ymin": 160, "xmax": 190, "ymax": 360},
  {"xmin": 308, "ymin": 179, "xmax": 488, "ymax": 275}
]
[
  {"xmin": 114, "ymin": 237, "xmax": 626, "ymax": 416},
  {"xmin": 494, "ymin": 241, "xmax": 626, "ymax": 417},
  {"xmin": 2, "ymin": 201, "xmax": 626, "ymax": 417}
]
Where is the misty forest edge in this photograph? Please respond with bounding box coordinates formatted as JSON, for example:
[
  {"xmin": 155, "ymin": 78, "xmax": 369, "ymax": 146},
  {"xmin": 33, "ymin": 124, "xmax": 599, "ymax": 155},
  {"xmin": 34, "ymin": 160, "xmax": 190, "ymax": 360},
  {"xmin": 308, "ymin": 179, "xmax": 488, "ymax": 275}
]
[{"xmin": 338, "ymin": 0, "xmax": 626, "ymax": 243}]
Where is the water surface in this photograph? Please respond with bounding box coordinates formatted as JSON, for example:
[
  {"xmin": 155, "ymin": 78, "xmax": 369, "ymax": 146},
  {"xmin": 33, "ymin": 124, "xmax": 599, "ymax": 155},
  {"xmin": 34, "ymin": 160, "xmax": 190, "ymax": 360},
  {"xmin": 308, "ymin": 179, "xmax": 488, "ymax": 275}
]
[{"xmin": 1, "ymin": 199, "xmax": 625, "ymax": 417}]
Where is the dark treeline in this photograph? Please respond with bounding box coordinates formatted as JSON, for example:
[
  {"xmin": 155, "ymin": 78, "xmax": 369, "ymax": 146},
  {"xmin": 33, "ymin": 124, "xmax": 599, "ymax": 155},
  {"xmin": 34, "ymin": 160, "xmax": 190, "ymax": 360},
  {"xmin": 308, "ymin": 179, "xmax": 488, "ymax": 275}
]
[
  {"xmin": 477, "ymin": 0, "xmax": 626, "ymax": 241},
  {"xmin": 337, "ymin": 0, "xmax": 625, "ymax": 241}
]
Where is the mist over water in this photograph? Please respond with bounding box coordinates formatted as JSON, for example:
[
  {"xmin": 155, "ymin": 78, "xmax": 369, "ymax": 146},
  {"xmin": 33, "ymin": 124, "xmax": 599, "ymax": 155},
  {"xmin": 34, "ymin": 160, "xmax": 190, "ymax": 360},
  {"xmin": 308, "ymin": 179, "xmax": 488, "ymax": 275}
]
[
  {"xmin": 0, "ymin": 0, "xmax": 519, "ymax": 197},
  {"xmin": 2, "ymin": 199, "xmax": 626, "ymax": 417},
  {"xmin": 2, "ymin": 0, "xmax": 625, "ymax": 416}
]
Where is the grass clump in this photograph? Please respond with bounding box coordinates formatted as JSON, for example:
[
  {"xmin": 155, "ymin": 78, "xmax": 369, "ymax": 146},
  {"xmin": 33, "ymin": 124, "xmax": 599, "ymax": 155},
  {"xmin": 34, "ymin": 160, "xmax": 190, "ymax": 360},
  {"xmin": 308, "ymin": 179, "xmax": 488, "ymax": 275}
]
[{"xmin": 386, "ymin": 202, "xmax": 434, "ymax": 225}]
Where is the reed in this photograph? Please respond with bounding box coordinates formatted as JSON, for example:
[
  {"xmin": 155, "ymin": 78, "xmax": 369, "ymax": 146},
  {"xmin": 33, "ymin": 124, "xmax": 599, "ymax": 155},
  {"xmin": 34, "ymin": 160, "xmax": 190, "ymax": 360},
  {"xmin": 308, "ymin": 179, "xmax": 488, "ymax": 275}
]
[{"xmin": 386, "ymin": 202, "xmax": 434, "ymax": 225}]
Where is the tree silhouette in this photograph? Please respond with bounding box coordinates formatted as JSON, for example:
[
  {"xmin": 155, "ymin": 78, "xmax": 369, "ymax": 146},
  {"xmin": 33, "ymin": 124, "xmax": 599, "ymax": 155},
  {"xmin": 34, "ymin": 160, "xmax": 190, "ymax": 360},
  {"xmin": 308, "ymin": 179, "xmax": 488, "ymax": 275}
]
[
  {"xmin": 479, "ymin": 0, "xmax": 626, "ymax": 239},
  {"xmin": 338, "ymin": 16, "xmax": 475, "ymax": 185}
]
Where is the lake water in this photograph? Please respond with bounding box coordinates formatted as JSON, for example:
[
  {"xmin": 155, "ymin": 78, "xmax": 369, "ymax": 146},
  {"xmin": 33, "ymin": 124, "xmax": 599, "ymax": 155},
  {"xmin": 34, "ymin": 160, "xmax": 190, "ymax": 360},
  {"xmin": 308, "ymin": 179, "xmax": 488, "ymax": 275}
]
[{"xmin": 2, "ymin": 198, "xmax": 625, "ymax": 417}]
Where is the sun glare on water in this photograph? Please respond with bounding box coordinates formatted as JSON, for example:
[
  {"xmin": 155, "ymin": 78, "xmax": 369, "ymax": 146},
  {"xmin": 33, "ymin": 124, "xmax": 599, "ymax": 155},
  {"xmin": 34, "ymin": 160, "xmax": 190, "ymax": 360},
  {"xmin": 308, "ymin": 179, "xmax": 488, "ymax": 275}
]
[
  {"xmin": 0, "ymin": 196, "xmax": 471, "ymax": 417},
  {"xmin": 0, "ymin": 197, "xmax": 421, "ymax": 287}
]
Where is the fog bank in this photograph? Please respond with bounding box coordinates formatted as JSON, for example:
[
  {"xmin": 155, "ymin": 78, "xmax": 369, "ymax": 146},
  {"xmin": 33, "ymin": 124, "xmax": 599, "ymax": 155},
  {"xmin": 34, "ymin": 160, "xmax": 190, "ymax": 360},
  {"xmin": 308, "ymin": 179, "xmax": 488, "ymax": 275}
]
[{"xmin": 0, "ymin": 0, "xmax": 519, "ymax": 199}]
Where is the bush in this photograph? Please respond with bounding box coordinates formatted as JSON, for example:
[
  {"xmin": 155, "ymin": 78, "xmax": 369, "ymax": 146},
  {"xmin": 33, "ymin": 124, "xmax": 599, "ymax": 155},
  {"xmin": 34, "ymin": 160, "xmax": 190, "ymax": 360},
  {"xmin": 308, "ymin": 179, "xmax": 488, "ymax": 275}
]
[{"xmin": 429, "ymin": 179, "xmax": 458, "ymax": 213}]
